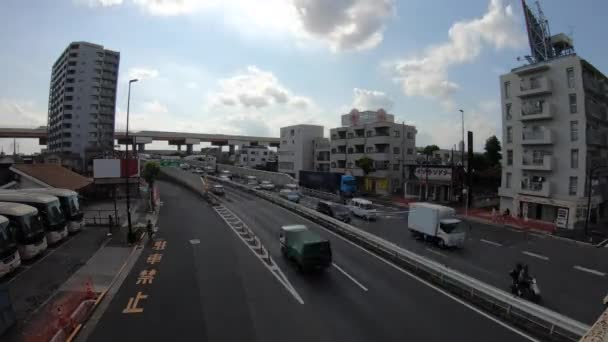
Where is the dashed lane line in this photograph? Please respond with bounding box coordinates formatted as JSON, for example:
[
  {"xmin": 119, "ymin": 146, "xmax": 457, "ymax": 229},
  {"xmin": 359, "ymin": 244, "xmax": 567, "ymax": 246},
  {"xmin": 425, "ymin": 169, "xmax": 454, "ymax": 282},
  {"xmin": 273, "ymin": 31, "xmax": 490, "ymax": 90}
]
[
  {"xmin": 332, "ymin": 263, "xmax": 368, "ymax": 292},
  {"xmin": 425, "ymin": 248, "xmax": 447, "ymax": 258},
  {"xmin": 480, "ymin": 239, "xmax": 503, "ymax": 247},
  {"xmin": 573, "ymin": 266, "xmax": 606, "ymax": 277},
  {"xmin": 521, "ymin": 251, "xmax": 550, "ymax": 261}
]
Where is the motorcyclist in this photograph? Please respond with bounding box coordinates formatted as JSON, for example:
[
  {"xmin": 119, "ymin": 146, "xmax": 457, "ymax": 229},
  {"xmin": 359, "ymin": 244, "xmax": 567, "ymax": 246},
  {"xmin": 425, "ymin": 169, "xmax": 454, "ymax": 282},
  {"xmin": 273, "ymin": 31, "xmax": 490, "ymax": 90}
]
[{"xmin": 509, "ymin": 263, "xmax": 523, "ymax": 294}]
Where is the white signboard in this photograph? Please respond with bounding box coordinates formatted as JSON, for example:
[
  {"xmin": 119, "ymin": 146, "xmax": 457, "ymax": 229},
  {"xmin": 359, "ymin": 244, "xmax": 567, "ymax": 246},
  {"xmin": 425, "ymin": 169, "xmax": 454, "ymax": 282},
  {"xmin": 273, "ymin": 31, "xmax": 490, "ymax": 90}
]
[
  {"xmin": 414, "ymin": 167, "xmax": 452, "ymax": 182},
  {"xmin": 556, "ymin": 208, "xmax": 569, "ymax": 228},
  {"xmin": 93, "ymin": 159, "xmax": 121, "ymax": 178}
]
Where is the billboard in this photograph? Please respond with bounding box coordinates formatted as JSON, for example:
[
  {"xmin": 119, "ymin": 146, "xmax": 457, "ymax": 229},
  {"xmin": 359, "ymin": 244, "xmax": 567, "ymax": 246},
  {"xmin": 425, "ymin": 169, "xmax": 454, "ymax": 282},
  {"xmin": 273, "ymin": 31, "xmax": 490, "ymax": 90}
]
[
  {"xmin": 414, "ymin": 166, "xmax": 452, "ymax": 182},
  {"xmin": 94, "ymin": 159, "xmax": 140, "ymax": 178}
]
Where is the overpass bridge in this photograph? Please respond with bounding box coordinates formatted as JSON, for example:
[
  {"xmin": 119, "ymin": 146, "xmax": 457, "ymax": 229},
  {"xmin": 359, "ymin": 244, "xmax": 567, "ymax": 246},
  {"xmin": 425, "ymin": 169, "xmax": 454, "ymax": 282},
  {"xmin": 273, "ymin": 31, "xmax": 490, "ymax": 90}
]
[{"xmin": 0, "ymin": 127, "xmax": 280, "ymax": 154}]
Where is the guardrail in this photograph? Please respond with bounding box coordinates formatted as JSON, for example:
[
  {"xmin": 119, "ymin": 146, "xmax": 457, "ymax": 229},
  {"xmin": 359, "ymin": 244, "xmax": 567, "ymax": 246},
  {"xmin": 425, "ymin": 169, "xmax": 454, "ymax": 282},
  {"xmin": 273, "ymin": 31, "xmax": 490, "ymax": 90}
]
[
  {"xmin": 208, "ymin": 174, "xmax": 590, "ymax": 342},
  {"xmin": 300, "ymin": 187, "xmax": 341, "ymax": 202}
]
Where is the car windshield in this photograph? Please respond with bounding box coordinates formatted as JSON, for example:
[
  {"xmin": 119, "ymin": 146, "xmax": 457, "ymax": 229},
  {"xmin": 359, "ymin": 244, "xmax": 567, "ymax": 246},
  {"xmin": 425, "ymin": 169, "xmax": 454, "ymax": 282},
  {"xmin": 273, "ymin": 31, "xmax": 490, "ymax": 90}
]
[
  {"xmin": 15, "ymin": 213, "xmax": 44, "ymax": 239},
  {"xmin": 440, "ymin": 222, "xmax": 465, "ymax": 234},
  {"xmin": 45, "ymin": 200, "xmax": 65, "ymax": 226},
  {"xmin": 59, "ymin": 195, "xmax": 80, "ymax": 218},
  {"xmin": 343, "ymin": 179, "xmax": 357, "ymax": 186},
  {"xmin": 359, "ymin": 203, "xmax": 373, "ymax": 210},
  {"xmin": 0, "ymin": 221, "xmax": 15, "ymax": 250}
]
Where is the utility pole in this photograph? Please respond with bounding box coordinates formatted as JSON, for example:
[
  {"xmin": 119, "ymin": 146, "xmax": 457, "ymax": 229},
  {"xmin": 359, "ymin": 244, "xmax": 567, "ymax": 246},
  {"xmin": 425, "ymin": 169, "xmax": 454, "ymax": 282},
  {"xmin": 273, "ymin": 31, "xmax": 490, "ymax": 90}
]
[
  {"xmin": 401, "ymin": 122, "xmax": 406, "ymax": 196},
  {"xmin": 124, "ymin": 79, "xmax": 138, "ymax": 243}
]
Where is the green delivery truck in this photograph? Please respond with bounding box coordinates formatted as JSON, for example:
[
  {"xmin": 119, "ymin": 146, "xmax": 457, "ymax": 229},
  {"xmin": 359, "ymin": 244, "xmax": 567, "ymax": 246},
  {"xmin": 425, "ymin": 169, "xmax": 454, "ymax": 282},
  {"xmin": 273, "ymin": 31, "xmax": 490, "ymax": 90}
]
[{"xmin": 279, "ymin": 225, "xmax": 332, "ymax": 272}]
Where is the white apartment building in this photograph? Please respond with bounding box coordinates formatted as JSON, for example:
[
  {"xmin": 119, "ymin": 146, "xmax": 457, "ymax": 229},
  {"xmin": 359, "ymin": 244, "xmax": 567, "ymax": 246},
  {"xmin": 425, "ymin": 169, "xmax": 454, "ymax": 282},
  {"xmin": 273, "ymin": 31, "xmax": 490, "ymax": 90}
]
[
  {"xmin": 498, "ymin": 54, "xmax": 608, "ymax": 229},
  {"xmin": 313, "ymin": 137, "xmax": 331, "ymax": 172},
  {"xmin": 330, "ymin": 109, "xmax": 417, "ymax": 195},
  {"xmin": 237, "ymin": 145, "xmax": 274, "ymax": 168},
  {"xmin": 278, "ymin": 125, "xmax": 324, "ymax": 178},
  {"xmin": 47, "ymin": 41, "xmax": 120, "ymax": 172}
]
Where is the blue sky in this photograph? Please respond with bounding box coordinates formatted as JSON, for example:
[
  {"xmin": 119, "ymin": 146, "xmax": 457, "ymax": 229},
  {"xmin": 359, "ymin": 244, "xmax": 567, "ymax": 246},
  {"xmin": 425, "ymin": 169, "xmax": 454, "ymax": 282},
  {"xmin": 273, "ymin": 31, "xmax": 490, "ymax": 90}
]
[{"xmin": 1, "ymin": 0, "xmax": 607, "ymax": 153}]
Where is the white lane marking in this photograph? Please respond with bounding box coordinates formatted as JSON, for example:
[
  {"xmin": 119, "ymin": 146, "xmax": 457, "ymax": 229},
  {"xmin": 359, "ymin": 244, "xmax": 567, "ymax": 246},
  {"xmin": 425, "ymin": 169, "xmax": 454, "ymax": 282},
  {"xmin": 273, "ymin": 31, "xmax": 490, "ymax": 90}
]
[
  {"xmin": 480, "ymin": 239, "xmax": 503, "ymax": 247},
  {"xmin": 189, "ymin": 239, "xmax": 201, "ymax": 245},
  {"xmin": 233, "ymin": 187, "xmax": 539, "ymax": 341},
  {"xmin": 425, "ymin": 248, "xmax": 447, "ymax": 257},
  {"xmin": 573, "ymin": 265, "xmax": 606, "ymax": 277},
  {"xmin": 522, "ymin": 251, "xmax": 549, "ymax": 261},
  {"xmin": 332, "ymin": 263, "xmax": 368, "ymax": 292},
  {"xmin": 529, "ymin": 233, "xmax": 546, "ymax": 239},
  {"xmin": 213, "ymin": 205, "xmax": 304, "ymax": 305}
]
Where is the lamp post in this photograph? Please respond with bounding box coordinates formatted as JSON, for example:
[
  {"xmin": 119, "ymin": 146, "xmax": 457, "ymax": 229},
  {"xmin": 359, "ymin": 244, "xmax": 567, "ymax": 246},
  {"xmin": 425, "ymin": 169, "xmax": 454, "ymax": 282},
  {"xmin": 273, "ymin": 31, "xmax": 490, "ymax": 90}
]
[
  {"xmin": 458, "ymin": 109, "xmax": 464, "ymax": 165},
  {"xmin": 125, "ymin": 78, "xmax": 138, "ymax": 243}
]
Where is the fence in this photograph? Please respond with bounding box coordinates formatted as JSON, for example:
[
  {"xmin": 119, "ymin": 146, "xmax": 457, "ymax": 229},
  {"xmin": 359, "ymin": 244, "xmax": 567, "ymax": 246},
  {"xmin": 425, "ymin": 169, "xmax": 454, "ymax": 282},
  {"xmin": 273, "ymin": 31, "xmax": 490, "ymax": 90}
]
[
  {"xmin": 209, "ymin": 175, "xmax": 589, "ymax": 342},
  {"xmin": 83, "ymin": 209, "xmax": 120, "ymax": 227}
]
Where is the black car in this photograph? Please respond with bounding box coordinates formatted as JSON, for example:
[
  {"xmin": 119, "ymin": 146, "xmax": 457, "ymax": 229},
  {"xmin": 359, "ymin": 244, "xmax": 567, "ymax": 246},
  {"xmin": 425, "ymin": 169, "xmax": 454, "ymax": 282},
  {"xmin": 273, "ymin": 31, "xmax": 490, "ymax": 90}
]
[{"xmin": 316, "ymin": 201, "xmax": 351, "ymax": 223}]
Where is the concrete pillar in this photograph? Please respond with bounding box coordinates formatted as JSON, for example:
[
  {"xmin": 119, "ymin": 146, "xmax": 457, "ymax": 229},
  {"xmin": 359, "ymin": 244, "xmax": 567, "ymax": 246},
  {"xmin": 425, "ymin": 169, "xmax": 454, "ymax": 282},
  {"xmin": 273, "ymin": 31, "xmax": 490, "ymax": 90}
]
[
  {"xmin": 186, "ymin": 144, "xmax": 193, "ymax": 155},
  {"xmin": 137, "ymin": 143, "xmax": 145, "ymax": 153},
  {"xmin": 177, "ymin": 144, "xmax": 182, "ymax": 152},
  {"xmin": 229, "ymin": 144, "xmax": 235, "ymax": 155}
]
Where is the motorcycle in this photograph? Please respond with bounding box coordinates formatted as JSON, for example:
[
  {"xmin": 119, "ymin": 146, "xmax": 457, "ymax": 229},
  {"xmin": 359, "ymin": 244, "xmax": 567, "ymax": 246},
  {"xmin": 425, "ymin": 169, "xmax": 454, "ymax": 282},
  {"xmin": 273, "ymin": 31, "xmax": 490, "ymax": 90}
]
[{"xmin": 510, "ymin": 276, "xmax": 541, "ymax": 303}]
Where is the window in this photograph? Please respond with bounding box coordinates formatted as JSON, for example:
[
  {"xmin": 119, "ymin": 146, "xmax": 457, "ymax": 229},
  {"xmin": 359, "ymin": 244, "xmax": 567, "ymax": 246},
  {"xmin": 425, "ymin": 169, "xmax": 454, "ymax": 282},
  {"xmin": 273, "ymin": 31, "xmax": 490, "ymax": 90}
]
[
  {"xmin": 569, "ymin": 177, "xmax": 578, "ymax": 196},
  {"xmin": 571, "ymin": 149, "xmax": 579, "ymax": 169},
  {"xmin": 251, "ymin": 158, "xmax": 256, "ymax": 162},
  {"xmin": 504, "ymin": 81, "xmax": 511, "ymax": 98},
  {"xmin": 570, "ymin": 121, "xmax": 578, "ymax": 141},
  {"xmin": 290, "ymin": 129, "xmax": 294, "ymax": 136},
  {"xmin": 366, "ymin": 146, "xmax": 374, "ymax": 153},
  {"xmin": 394, "ymin": 130, "xmax": 400, "ymax": 137},
  {"xmin": 407, "ymin": 132, "xmax": 413, "ymax": 139},
  {"xmin": 506, "ymin": 172, "xmax": 512, "ymax": 189},
  {"xmin": 567, "ymin": 67, "xmax": 575, "ymax": 88},
  {"xmin": 393, "ymin": 147, "xmax": 400, "ymax": 154},
  {"xmin": 505, "ymin": 103, "xmax": 512, "ymax": 120},
  {"xmin": 393, "ymin": 164, "xmax": 400, "ymax": 170},
  {"xmin": 506, "ymin": 126, "xmax": 513, "ymax": 143},
  {"xmin": 569, "ymin": 94, "xmax": 577, "ymax": 113},
  {"xmin": 507, "ymin": 150, "xmax": 513, "ymax": 166},
  {"xmin": 331, "ymin": 162, "xmax": 336, "ymax": 168},
  {"xmin": 366, "ymin": 131, "xmax": 373, "ymax": 137},
  {"xmin": 407, "ymin": 148, "xmax": 413, "ymax": 155}
]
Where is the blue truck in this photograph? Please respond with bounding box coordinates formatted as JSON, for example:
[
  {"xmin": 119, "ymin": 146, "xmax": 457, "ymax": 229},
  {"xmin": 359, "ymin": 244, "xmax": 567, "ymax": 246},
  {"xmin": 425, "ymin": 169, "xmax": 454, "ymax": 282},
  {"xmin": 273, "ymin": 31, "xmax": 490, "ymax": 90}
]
[{"xmin": 298, "ymin": 171, "xmax": 357, "ymax": 197}]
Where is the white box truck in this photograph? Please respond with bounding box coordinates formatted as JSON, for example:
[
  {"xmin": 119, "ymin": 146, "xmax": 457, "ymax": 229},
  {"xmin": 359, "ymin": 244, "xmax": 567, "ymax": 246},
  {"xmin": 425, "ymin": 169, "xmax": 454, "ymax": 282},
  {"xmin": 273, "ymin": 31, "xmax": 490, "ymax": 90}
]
[{"xmin": 408, "ymin": 203, "xmax": 466, "ymax": 248}]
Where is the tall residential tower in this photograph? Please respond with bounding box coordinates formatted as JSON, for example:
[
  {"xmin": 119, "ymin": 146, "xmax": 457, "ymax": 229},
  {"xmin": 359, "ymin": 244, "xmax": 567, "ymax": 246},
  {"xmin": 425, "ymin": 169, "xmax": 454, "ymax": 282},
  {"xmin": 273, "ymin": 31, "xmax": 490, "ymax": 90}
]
[{"xmin": 47, "ymin": 41, "xmax": 120, "ymax": 171}]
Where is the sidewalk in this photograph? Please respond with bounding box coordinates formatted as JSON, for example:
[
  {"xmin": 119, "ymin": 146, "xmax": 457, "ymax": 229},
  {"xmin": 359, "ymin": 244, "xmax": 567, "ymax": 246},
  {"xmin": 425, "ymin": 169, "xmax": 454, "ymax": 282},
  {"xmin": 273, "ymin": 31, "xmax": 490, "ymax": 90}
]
[
  {"xmin": 458, "ymin": 208, "xmax": 556, "ymax": 234},
  {"xmin": 5, "ymin": 200, "xmax": 159, "ymax": 342}
]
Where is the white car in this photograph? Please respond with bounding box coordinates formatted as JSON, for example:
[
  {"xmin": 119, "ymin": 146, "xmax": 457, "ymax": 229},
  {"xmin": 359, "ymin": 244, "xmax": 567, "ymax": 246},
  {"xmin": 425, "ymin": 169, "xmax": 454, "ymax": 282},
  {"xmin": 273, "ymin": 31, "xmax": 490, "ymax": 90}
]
[
  {"xmin": 179, "ymin": 163, "xmax": 190, "ymax": 170},
  {"xmin": 259, "ymin": 181, "xmax": 275, "ymax": 190},
  {"xmin": 192, "ymin": 168, "xmax": 204, "ymax": 174},
  {"xmin": 347, "ymin": 198, "xmax": 378, "ymax": 220}
]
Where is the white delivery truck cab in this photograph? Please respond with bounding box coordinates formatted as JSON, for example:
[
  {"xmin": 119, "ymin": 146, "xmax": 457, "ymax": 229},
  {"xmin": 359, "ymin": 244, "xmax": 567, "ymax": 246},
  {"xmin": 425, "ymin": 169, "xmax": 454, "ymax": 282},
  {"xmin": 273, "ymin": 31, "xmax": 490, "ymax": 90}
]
[
  {"xmin": 408, "ymin": 202, "xmax": 466, "ymax": 248},
  {"xmin": 19, "ymin": 188, "xmax": 83, "ymax": 233}
]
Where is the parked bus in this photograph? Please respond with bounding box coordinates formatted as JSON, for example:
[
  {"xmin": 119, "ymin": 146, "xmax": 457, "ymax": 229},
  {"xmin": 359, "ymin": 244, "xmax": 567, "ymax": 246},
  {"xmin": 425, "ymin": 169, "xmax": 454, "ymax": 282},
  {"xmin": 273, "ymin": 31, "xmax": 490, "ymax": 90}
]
[
  {"xmin": 0, "ymin": 193, "xmax": 67, "ymax": 245},
  {"xmin": 19, "ymin": 189, "xmax": 83, "ymax": 233},
  {"xmin": 0, "ymin": 214, "xmax": 21, "ymax": 277},
  {"xmin": 0, "ymin": 202, "xmax": 47, "ymax": 260}
]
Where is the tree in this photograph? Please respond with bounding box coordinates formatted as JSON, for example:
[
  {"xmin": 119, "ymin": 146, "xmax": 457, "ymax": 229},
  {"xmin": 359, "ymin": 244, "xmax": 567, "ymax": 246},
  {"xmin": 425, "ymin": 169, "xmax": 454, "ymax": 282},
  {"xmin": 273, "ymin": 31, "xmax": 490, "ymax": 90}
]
[
  {"xmin": 422, "ymin": 145, "xmax": 440, "ymax": 156},
  {"xmin": 484, "ymin": 135, "xmax": 502, "ymax": 166},
  {"xmin": 357, "ymin": 157, "xmax": 375, "ymax": 175},
  {"xmin": 142, "ymin": 161, "xmax": 161, "ymax": 209}
]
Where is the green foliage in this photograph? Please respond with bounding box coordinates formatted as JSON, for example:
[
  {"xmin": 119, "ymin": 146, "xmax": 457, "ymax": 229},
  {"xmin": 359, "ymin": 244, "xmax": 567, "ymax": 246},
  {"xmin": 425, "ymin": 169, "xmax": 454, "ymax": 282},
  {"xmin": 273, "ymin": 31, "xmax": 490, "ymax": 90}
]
[
  {"xmin": 357, "ymin": 157, "xmax": 375, "ymax": 175},
  {"xmin": 422, "ymin": 145, "xmax": 440, "ymax": 156},
  {"xmin": 484, "ymin": 135, "xmax": 502, "ymax": 166},
  {"xmin": 142, "ymin": 161, "xmax": 161, "ymax": 186}
]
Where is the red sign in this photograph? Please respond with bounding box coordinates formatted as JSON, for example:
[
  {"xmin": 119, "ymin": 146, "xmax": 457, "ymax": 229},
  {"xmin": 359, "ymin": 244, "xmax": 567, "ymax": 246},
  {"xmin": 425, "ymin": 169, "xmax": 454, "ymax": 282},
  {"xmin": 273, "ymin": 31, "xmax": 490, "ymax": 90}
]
[{"xmin": 121, "ymin": 159, "xmax": 139, "ymax": 177}]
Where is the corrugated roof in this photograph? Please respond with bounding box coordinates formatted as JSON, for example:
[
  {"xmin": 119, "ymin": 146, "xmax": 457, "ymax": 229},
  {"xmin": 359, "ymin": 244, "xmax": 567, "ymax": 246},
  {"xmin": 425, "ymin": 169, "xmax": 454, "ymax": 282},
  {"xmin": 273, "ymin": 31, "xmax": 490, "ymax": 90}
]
[{"xmin": 11, "ymin": 164, "xmax": 92, "ymax": 191}]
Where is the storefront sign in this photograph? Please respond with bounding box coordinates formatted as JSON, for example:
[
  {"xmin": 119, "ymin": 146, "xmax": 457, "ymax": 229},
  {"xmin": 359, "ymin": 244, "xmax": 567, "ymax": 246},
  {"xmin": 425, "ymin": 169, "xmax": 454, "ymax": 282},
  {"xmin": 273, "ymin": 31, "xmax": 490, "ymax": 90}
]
[
  {"xmin": 414, "ymin": 167, "xmax": 452, "ymax": 181},
  {"xmin": 556, "ymin": 208, "xmax": 569, "ymax": 228}
]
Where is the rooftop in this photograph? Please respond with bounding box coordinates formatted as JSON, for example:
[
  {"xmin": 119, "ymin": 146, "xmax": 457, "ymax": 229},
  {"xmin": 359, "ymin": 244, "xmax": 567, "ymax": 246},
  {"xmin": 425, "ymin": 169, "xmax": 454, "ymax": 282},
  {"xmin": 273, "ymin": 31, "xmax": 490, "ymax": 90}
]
[{"xmin": 11, "ymin": 164, "xmax": 92, "ymax": 191}]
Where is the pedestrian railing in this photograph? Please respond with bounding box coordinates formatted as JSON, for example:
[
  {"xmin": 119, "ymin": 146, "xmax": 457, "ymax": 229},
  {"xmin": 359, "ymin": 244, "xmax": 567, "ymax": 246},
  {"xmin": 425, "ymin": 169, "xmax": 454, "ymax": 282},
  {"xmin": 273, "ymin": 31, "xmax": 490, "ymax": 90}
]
[
  {"xmin": 83, "ymin": 209, "xmax": 120, "ymax": 227},
  {"xmin": 209, "ymin": 174, "xmax": 590, "ymax": 342}
]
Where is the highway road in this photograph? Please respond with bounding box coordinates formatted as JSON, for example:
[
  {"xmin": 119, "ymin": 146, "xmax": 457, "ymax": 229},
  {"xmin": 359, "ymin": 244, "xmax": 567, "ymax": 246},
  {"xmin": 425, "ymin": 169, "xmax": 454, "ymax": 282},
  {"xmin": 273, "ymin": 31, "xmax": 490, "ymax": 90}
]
[
  {"xmin": 295, "ymin": 192, "xmax": 608, "ymax": 324},
  {"xmin": 86, "ymin": 180, "xmax": 534, "ymax": 342}
]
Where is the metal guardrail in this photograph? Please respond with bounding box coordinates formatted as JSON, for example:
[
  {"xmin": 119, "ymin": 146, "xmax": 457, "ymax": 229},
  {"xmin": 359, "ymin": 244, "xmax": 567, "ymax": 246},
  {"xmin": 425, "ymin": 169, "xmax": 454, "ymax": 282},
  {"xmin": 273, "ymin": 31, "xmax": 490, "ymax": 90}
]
[{"xmin": 208, "ymin": 174, "xmax": 590, "ymax": 341}]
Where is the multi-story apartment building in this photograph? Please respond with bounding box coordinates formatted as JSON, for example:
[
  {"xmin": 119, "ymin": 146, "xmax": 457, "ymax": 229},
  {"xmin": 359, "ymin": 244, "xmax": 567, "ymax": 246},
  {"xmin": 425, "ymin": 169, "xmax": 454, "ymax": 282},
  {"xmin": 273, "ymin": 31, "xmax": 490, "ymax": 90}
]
[
  {"xmin": 313, "ymin": 137, "xmax": 330, "ymax": 172},
  {"xmin": 330, "ymin": 109, "xmax": 417, "ymax": 195},
  {"xmin": 237, "ymin": 145, "xmax": 274, "ymax": 168},
  {"xmin": 47, "ymin": 41, "xmax": 120, "ymax": 172},
  {"xmin": 498, "ymin": 54, "xmax": 608, "ymax": 229},
  {"xmin": 278, "ymin": 125, "xmax": 324, "ymax": 178}
]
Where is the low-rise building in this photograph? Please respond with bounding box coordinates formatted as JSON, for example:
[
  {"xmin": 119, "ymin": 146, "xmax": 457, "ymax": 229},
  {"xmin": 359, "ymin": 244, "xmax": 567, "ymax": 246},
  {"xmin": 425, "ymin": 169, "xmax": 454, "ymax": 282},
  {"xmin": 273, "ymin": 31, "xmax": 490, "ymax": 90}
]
[
  {"xmin": 237, "ymin": 145, "xmax": 273, "ymax": 168},
  {"xmin": 278, "ymin": 125, "xmax": 324, "ymax": 178},
  {"xmin": 330, "ymin": 109, "xmax": 417, "ymax": 195},
  {"xmin": 313, "ymin": 137, "xmax": 330, "ymax": 172}
]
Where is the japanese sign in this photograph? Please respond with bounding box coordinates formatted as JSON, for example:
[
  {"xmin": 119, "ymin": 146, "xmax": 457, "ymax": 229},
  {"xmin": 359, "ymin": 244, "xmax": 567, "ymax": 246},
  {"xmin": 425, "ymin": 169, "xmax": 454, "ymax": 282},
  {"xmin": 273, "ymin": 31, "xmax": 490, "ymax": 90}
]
[{"xmin": 414, "ymin": 167, "xmax": 452, "ymax": 182}]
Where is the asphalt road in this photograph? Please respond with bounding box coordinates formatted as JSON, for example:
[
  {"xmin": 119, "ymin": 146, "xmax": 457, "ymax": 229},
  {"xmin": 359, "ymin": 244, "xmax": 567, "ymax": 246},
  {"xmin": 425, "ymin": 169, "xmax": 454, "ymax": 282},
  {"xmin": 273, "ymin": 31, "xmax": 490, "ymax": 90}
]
[
  {"xmin": 293, "ymin": 191, "xmax": 608, "ymax": 324},
  {"xmin": 87, "ymin": 180, "xmax": 533, "ymax": 342}
]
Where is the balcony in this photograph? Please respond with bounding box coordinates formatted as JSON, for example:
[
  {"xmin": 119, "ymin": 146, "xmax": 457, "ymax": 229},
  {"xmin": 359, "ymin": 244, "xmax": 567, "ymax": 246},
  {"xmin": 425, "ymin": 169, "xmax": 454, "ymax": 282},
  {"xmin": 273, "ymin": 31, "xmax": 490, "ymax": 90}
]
[
  {"xmin": 518, "ymin": 77, "xmax": 552, "ymax": 97},
  {"xmin": 521, "ymin": 155, "xmax": 553, "ymax": 171},
  {"xmin": 587, "ymin": 130, "xmax": 608, "ymax": 147},
  {"xmin": 519, "ymin": 181, "xmax": 551, "ymax": 197},
  {"xmin": 520, "ymin": 102, "xmax": 554, "ymax": 121},
  {"xmin": 585, "ymin": 100, "xmax": 608, "ymax": 121},
  {"xmin": 366, "ymin": 134, "xmax": 392, "ymax": 145},
  {"xmin": 522, "ymin": 127, "xmax": 553, "ymax": 145}
]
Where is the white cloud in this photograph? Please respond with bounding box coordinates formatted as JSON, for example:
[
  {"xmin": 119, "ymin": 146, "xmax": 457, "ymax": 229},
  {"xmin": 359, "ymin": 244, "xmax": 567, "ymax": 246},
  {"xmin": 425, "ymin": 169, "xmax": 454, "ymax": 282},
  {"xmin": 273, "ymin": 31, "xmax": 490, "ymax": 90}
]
[
  {"xmin": 392, "ymin": 0, "xmax": 525, "ymax": 105},
  {"xmin": 79, "ymin": 0, "xmax": 393, "ymax": 52},
  {"xmin": 185, "ymin": 81, "xmax": 199, "ymax": 89},
  {"xmin": 0, "ymin": 98, "xmax": 46, "ymax": 127},
  {"xmin": 352, "ymin": 88, "xmax": 393, "ymax": 111},
  {"xmin": 292, "ymin": 0, "xmax": 395, "ymax": 51},
  {"xmin": 142, "ymin": 100, "xmax": 169, "ymax": 114},
  {"xmin": 128, "ymin": 67, "xmax": 159, "ymax": 80}
]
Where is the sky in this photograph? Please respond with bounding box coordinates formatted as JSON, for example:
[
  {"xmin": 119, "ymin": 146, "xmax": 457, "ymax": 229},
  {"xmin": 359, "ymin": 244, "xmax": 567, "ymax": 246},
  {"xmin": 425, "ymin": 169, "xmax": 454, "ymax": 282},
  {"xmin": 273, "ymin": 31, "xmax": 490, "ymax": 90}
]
[{"xmin": 1, "ymin": 0, "xmax": 607, "ymax": 154}]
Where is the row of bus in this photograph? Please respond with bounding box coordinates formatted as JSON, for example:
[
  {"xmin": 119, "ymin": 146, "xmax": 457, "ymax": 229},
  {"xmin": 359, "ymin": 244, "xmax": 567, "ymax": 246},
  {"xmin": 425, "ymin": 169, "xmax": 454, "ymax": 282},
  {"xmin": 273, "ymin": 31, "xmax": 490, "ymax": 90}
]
[{"xmin": 0, "ymin": 188, "xmax": 84, "ymax": 278}]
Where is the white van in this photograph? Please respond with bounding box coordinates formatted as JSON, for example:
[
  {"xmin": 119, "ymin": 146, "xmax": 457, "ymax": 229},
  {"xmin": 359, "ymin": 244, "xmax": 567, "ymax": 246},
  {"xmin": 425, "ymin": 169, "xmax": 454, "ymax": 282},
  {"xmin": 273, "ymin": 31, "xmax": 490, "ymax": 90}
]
[
  {"xmin": 0, "ymin": 192, "xmax": 68, "ymax": 245},
  {"xmin": 19, "ymin": 188, "xmax": 83, "ymax": 233},
  {"xmin": 0, "ymin": 202, "xmax": 47, "ymax": 260},
  {"xmin": 0, "ymin": 214, "xmax": 21, "ymax": 277},
  {"xmin": 347, "ymin": 198, "xmax": 378, "ymax": 220},
  {"xmin": 245, "ymin": 175, "xmax": 258, "ymax": 185}
]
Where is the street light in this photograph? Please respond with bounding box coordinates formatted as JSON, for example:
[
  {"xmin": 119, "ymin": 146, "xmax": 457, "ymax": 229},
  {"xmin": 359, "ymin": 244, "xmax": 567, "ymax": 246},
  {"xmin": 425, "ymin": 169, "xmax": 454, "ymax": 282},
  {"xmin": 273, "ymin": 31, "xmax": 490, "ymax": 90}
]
[
  {"xmin": 458, "ymin": 109, "xmax": 464, "ymax": 165},
  {"xmin": 125, "ymin": 78, "xmax": 138, "ymax": 243}
]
